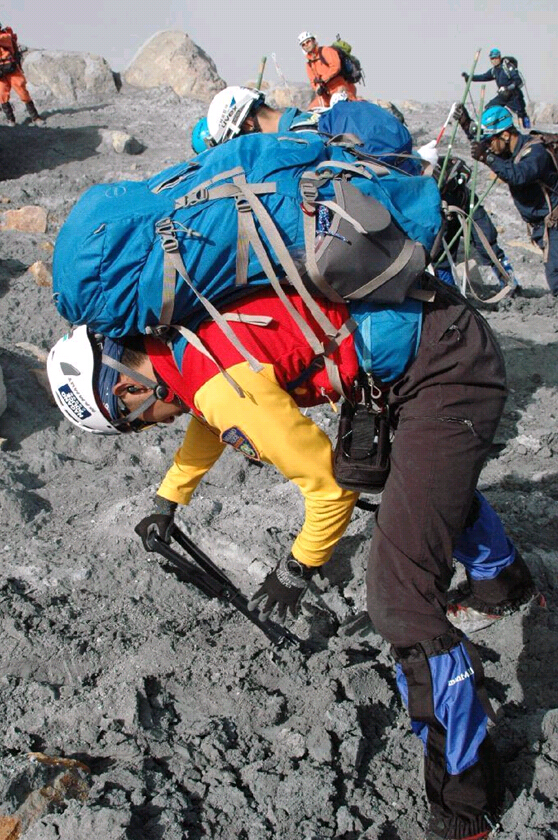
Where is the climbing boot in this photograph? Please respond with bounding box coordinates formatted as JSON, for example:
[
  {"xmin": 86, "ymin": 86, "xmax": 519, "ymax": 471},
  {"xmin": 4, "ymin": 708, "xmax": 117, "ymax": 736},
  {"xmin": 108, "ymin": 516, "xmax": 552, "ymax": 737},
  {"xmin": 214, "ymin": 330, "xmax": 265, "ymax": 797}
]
[
  {"xmin": 25, "ymin": 100, "xmax": 45, "ymax": 126},
  {"xmin": 2, "ymin": 101, "xmax": 16, "ymax": 126}
]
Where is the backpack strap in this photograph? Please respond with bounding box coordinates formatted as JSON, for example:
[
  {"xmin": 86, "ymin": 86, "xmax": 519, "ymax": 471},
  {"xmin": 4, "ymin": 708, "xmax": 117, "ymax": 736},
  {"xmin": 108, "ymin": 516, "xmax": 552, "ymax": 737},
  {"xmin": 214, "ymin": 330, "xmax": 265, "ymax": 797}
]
[
  {"xmin": 170, "ymin": 325, "xmax": 248, "ymax": 397},
  {"xmin": 230, "ymin": 175, "xmax": 356, "ymax": 398},
  {"xmin": 444, "ymin": 204, "xmax": 514, "ymax": 303}
]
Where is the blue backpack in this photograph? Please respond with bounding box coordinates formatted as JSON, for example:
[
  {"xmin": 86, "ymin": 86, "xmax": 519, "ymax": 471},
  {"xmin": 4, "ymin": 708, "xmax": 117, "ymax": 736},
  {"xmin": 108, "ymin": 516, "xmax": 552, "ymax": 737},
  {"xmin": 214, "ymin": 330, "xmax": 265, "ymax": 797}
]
[
  {"xmin": 316, "ymin": 101, "xmax": 420, "ymax": 174},
  {"xmin": 53, "ymin": 132, "xmax": 441, "ymax": 353}
]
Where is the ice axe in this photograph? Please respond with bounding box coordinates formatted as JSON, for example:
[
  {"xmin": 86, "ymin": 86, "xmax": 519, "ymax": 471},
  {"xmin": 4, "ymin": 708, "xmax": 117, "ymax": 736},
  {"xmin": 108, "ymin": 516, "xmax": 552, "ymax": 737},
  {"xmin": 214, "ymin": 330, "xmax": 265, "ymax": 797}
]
[{"xmin": 145, "ymin": 524, "xmax": 302, "ymax": 650}]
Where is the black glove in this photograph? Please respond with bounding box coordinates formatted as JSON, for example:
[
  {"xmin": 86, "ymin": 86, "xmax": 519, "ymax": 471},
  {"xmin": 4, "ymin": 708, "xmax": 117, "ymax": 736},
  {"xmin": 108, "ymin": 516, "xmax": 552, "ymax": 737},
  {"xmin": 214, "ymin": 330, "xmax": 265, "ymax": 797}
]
[
  {"xmin": 470, "ymin": 140, "xmax": 489, "ymax": 163},
  {"xmin": 453, "ymin": 102, "xmax": 471, "ymax": 130},
  {"xmin": 135, "ymin": 495, "xmax": 177, "ymax": 551},
  {"xmin": 316, "ymin": 82, "xmax": 328, "ymax": 97},
  {"xmin": 461, "ymin": 72, "xmax": 470, "ymax": 82},
  {"xmin": 498, "ymin": 87, "xmax": 512, "ymax": 102},
  {"xmin": 247, "ymin": 555, "xmax": 315, "ymax": 622}
]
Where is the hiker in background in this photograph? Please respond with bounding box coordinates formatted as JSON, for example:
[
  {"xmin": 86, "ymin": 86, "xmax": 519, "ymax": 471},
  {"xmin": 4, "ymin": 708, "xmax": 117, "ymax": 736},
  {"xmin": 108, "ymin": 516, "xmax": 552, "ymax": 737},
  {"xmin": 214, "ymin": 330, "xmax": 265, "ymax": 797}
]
[
  {"xmin": 298, "ymin": 31, "xmax": 357, "ymax": 109},
  {"xmin": 469, "ymin": 105, "xmax": 558, "ymax": 297},
  {"xmin": 0, "ymin": 21, "xmax": 45, "ymax": 126},
  {"xmin": 204, "ymin": 85, "xmax": 431, "ymax": 175},
  {"xmin": 435, "ymin": 155, "xmax": 522, "ymax": 294},
  {"xmin": 462, "ymin": 48, "xmax": 529, "ymax": 128},
  {"xmin": 48, "ymin": 273, "xmax": 538, "ymax": 840}
]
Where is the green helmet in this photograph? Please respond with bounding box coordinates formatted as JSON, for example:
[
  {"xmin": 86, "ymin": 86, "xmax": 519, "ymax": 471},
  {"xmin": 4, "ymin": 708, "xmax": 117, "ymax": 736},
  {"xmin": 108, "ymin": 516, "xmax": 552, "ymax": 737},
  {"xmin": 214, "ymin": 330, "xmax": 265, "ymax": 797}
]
[{"xmin": 480, "ymin": 106, "xmax": 514, "ymax": 139}]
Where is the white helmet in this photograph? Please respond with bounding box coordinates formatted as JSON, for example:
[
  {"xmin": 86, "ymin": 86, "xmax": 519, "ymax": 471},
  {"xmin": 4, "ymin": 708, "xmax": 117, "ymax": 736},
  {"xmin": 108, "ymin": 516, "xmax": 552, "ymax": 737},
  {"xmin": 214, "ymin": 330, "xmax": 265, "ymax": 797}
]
[
  {"xmin": 47, "ymin": 326, "xmax": 160, "ymax": 435},
  {"xmin": 298, "ymin": 31, "xmax": 315, "ymax": 46},
  {"xmin": 207, "ymin": 86, "xmax": 264, "ymax": 145}
]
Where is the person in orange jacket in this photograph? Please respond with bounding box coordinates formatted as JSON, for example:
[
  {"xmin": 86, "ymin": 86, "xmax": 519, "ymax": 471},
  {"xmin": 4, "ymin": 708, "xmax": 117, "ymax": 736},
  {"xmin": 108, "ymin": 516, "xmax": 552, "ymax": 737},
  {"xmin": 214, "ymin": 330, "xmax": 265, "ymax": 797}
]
[
  {"xmin": 298, "ymin": 31, "xmax": 357, "ymax": 108},
  {"xmin": 0, "ymin": 22, "xmax": 44, "ymax": 126}
]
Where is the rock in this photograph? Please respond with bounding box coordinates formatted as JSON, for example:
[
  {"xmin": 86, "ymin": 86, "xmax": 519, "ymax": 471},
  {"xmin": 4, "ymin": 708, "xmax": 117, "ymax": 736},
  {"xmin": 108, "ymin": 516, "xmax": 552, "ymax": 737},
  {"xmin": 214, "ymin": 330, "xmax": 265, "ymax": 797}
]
[
  {"xmin": 22, "ymin": 50, "xmax": 117, "ymax": 101},
  {"xmin": 124, "ymin": 30, "xmax": 225, "ymax": 100},
  {"xmin": 97, "ymin": 129, "xmax": 145, "ymax": 155},
  {"xmin": 372, "ymin": 99, "xmax": 406, "ymax": 123},
  {"xmin": 266, "ymin": 83, "xmax": 313, "ymax": 110},
  {"xmin": 28, "ymin": 261, "xmax": 52, "ymax": 287},
  {"xmin": 2, "ymin": 205, "xmax": 47, "ymax": 233},
  {"xmin": 0, "ymin": 364, "xmax": 6, "ymax": 420},
  {"xmin": 528, "ymin": 101, "xmax": 558, "ymax": 125}
]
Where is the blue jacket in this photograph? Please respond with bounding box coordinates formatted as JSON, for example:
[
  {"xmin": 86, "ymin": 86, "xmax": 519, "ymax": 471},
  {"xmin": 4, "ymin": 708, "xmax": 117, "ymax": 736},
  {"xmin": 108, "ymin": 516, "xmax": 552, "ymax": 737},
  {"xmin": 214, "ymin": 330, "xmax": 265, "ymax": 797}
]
[
  {"xmin": 486, "ymin": 133, "xmax": 558, "ymax": 224},
  {"xmin": 472, "ymin": 60, "xmax": 522, "ymax": 92}
]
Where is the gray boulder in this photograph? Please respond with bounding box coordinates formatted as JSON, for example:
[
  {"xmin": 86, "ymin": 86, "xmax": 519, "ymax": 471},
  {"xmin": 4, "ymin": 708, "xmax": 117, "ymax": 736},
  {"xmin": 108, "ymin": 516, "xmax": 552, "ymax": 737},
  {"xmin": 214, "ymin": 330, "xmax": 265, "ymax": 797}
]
[
  {"xmin": 528, "ymin": 102, "xmax": 558, "ymax": 126},
  {"xmin": 22, "ymin": 50, "xmax": 117, "ymax": 101},
  {"xmin": 124, "ymin": 31, "xmax": 225, "ymax": 101},
  {"xmin": 266, "ymin": 83, "xmax": 313, "ymax": 111}
]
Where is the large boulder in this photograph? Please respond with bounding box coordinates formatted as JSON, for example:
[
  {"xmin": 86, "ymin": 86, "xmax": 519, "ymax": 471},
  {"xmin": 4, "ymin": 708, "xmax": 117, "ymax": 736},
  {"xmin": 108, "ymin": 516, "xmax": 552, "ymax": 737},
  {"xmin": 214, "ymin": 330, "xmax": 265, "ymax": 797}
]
[
  {"xmin": 266, "ymin": 83, "xmax": 313, "ymax": 111},
  {"xmin": 124, "ymin": 31, "xmax": 225, "ymax": 101},
  {"xmin": 22, "ymin": 50, "xmax": 117, "ymax": 101},
  {"xmin": 528, "ymin": 102, "xmax": 558, "ymax": 126}
]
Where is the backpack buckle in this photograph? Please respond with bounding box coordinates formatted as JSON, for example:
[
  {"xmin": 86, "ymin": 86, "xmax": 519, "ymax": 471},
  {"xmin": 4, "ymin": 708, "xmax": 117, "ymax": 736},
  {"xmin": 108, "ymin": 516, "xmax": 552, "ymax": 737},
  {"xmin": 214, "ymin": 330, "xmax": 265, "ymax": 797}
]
[
  {"xmin": 235, "ymin": 195, "xmax": 251, "ymax": 214},
  {"xmin": 184, "ymin": 186, "xmax": 209, "ymax": 206},
  {"xmin": 155, "ymin": 218, "xmax": 179, "ymax": 252}
]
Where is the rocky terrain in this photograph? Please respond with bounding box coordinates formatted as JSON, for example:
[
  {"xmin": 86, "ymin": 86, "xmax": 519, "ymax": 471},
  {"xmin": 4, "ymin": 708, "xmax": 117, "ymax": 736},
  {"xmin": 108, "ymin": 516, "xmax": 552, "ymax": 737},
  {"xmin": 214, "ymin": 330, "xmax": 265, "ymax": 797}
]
[{"xmin": 0, "ymin": 52, "xmax": 557, "ymax": 840}]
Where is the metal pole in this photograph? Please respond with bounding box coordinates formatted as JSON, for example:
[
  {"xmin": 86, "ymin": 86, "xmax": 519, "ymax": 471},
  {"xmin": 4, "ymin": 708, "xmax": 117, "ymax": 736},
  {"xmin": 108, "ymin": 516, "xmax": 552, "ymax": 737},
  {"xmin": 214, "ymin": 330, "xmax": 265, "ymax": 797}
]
[
  {"xmin": 256, "ymin": 56, "xmax": 267, "ymax": 90},
  {"xmin": 437, "ymin": 48, "xmax": 482, "ymax": 188},
  {"xmin": 464, "ymin": 84, "xmax": 486, "ymax": 267}
]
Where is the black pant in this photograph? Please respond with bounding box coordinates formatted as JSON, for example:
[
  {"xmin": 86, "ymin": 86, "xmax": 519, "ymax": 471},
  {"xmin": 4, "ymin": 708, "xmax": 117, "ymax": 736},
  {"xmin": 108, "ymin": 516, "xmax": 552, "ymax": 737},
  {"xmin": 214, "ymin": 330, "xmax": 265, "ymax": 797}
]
[{"xmin": 367, "ymin": 282, "xmax": 508, "ymax": 838}]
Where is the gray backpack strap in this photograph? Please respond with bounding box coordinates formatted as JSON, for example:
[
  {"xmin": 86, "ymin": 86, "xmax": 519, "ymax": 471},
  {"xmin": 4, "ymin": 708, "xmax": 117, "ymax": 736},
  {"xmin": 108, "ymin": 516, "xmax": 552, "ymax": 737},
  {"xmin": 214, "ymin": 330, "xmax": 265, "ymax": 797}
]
[
  {"xmin": 445, "ymin": 205, "xmax": 513, "ymax": 304},
  {"xmin": 172, "ymin": 325, "xmax": 246, "ymax": 398},
  {"xmin": 232, "ymin": 180, "xmax": 356, "ymax": 397}
]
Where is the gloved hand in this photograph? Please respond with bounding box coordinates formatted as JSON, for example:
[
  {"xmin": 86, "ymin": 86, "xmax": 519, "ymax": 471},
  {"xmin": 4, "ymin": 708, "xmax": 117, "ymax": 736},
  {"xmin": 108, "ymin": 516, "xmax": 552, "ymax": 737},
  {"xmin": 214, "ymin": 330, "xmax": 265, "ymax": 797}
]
[
  {"xmin": 417, "ymin": 139, "xmax": 438, "ymax": 168},
  {"xmin": 247, "ymin": 555, "xmax": 315, "ymax": 622},
  {"xmin": 470, "ymin": 140, "xmax": 489, "ymax": 163},
  {"xmin": 461, "ymin": 72, "xmax": 469, "ymax": 82},
  {"xmin": 498, "ymin": 86, "xmax": 512, "ymax": 102},
  {"xmin": 453, "ymin": 102, "xmax": 471, "ymax": 128},
  {"xmin": 135, "ymin": 495, "xmax": 177, "ymax": 551},
  {"xmin": 316, "ymin": 82, "xmax": 328, "ymax": 97}
]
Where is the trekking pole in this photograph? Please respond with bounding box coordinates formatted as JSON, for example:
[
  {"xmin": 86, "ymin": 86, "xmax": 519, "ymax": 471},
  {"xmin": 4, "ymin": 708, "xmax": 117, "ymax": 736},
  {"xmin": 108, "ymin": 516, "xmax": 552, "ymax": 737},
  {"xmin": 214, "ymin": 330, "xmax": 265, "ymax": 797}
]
[
  {"xmin": 463, "ymin": 83, "xmax": 486, "ymax": 280},
  {"xmin": 435, "ymin": 102, "xmax": 457, "ymax": 146},
  {"xmin": 437, "ymin": 48, "xmax": 482, "ymax": 188},
  {"xmin": 146, "ymin": 526, "xmax": 301, "ymax": 649},
  {"xmin": 256, "ymin": 56, "xmax": 267, "ymax": 90}
]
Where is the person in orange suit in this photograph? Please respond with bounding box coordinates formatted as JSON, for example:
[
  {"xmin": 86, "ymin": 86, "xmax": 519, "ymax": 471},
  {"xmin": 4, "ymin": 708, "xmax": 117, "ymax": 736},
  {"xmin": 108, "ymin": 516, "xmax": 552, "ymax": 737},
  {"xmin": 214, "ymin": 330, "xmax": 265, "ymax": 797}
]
[
  {"xmin": 0, "ymin": 22, "xmax": 44, "ymax": 126},
  {"xmin": 298, "ymin": 31, "xmax": 357, "ymax": 108}
]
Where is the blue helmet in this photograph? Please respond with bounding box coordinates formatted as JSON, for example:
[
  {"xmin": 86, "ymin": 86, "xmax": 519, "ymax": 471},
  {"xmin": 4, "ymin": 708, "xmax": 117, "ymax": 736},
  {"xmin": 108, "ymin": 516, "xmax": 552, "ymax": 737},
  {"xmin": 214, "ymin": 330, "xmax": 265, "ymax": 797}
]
[
  {"xmin": 191, "ymin": 117, "xmax": 215, "ymax": 154},
  {"xmin": 480, "ymin": 106, "xmax": 514, "ymax": 139},
  {"xmin": 489, "ymin": 48, "xmax": 501, "ymax": 58}
]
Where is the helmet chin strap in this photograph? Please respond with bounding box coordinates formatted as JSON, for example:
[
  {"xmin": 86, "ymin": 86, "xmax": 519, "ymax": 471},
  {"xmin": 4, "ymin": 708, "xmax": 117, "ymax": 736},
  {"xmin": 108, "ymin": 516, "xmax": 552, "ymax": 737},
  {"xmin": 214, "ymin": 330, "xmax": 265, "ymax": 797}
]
[{"xmin": 101, "ymin": 355, "xmax": 161, "ymax": 424}]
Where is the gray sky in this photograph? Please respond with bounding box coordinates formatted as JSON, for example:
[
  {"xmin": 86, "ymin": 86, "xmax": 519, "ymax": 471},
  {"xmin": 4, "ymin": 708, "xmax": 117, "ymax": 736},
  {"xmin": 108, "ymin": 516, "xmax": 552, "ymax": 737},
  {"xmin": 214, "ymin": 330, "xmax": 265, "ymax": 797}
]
[{"xmin": 3, "ymin": 0, "xmax": 556, "ymax": 103}]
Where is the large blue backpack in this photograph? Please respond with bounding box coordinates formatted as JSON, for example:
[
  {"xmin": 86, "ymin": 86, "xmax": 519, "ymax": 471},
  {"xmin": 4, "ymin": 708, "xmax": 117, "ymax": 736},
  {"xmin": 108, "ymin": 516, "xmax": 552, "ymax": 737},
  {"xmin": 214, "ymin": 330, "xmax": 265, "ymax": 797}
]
[
  {"xmin": 316, "ymin": 101, "xmax": 420, "ymax": 174},
  {"xmin": 53, "ymin": 132, "xmax": 441, "ymax": 356}
]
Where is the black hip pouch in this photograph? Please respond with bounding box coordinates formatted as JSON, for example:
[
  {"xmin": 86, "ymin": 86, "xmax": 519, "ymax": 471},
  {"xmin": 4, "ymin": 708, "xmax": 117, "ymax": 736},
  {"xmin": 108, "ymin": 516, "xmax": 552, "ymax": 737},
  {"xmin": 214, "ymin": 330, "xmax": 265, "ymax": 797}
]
[{"xmin": 333, "ymin": 395, "xmax": 391, "ymax": 493}]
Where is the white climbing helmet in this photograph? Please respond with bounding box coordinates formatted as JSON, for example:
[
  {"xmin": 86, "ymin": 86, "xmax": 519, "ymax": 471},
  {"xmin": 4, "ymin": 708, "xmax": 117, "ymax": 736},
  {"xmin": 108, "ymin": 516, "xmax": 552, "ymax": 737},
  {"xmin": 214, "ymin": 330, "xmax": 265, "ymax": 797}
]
[
  {"xmin": 206, "ymin": 86, "xmax": 265, "ymax": 145},
  {"xmin": 47, "ymin": 326, "xmax": 160, "ymax": 435},
  {"xmin": 47, "ymin": 326, "xmax": 122, "ymax": 434},
  {"xmin": 298, "ymin": 31, "xmax": 315, "ymax": 46}
]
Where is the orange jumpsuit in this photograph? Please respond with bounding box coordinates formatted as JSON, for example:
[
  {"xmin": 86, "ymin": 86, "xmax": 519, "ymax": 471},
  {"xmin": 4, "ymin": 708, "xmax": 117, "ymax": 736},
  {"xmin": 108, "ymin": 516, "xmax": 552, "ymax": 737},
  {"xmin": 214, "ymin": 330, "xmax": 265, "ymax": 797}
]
[
  {"xmin": 304, "ymin": 44, "xmax": 357, "ymax": 108},
  {"xmin": 0, "ymin": 27, "xmax": 31, "ymax": 104}
]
